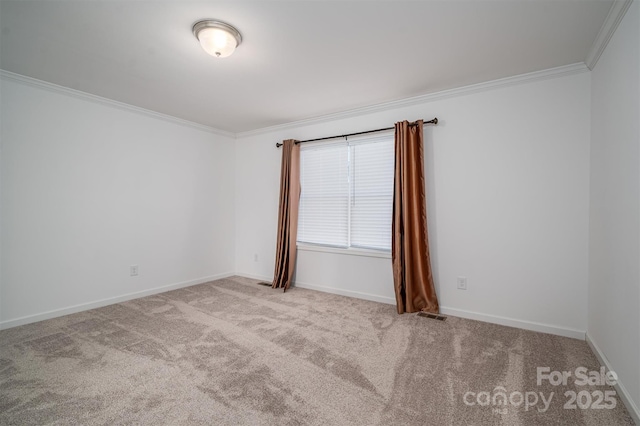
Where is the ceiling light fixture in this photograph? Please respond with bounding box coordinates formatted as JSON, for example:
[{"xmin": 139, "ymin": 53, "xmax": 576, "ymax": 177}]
[{"xmin": 192, "ymin": 20, "xmax": 242, "ymax": 58}]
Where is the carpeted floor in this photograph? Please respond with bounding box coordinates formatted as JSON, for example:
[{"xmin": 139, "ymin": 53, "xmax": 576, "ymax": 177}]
[{"xmin": 0, "ymin": 276, "xmax": 634, "ymax": 425}]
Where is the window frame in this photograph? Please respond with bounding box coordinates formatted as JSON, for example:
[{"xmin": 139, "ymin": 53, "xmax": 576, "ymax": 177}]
[{"xmin": 296, "ymin": 242, "xmax": 392, "ymax": 259}]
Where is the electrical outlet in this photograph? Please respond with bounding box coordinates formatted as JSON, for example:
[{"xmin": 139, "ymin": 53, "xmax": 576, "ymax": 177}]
[
  {"xmin": 130, "ymin": 265, "xmax": 139, "ymax": 276},
  {"xmin": 457, "ymin": 276, "xmax": 467, "ymax": 290}
]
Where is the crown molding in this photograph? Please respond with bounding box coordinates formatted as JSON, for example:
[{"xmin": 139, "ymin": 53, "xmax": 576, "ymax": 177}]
[
  {"xmin": 2, "ymin": 61, "xmax": 590, "ymax": 141},
  {"xmin": 236, "ymin": 62, "xmax": 590, "ymax": 139},
  {"xmin": 585, "ymin": 0, "xmax": 633, "ymax": 70},
  {"xmin": 0, "ymin": 70, "xmax": 235, "ymax": 139}
]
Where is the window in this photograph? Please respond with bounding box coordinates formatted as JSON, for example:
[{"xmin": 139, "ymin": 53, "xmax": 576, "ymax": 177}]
[{"xmin": 297, "ymin": 134, "xmax": 394, "ymax": 252}]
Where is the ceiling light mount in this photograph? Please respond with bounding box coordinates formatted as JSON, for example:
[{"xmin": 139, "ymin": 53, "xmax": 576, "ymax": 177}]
[{"xmin": 193, "ymin": 19, "xmax": 242, "ymax": 58}]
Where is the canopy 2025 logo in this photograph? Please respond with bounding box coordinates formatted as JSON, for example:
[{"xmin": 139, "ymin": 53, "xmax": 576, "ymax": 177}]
[
  {"xmin": 537, "ymin": 367, "xmax": 617, "ymax": 410},
  {"xmin": 462, "ymin": 367, "xmax": 618, "ymax": 413}
]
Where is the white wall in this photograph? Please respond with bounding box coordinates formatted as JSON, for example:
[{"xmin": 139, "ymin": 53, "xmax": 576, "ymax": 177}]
[
  {"xmin": 0, "ymin": 77, "xmax": 236, "ymax": 327},
  {"xmin": 235, "ymin": 70, "xmax": 591, "ymax": 338},
  {"xmin": 588, "ymin": 0, "xmax": 640, "ymax": 416}
]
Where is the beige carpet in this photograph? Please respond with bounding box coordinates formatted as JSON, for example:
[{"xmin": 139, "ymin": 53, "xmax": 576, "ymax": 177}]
[{"xmin": 0, "ymin": 276, "xmax": 634, "ymax": 425}]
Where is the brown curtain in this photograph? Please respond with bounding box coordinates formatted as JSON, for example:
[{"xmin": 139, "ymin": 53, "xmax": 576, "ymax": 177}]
[
  {"xmin": 392, "ymin": 120, "xmax": 439, "ymax": 314},
  {"xmin": 272, "ymin": 139, "xmax": 301, "ymax": 291}
]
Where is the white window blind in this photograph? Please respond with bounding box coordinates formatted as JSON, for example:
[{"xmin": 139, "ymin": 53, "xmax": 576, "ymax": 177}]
[
  {"xmin": 298, "ymin": 134, "xmax": 394, "ymax": 251},
  {"xmin": 298, "ymin": 141, "xmax": 349, "ymax": 247}
]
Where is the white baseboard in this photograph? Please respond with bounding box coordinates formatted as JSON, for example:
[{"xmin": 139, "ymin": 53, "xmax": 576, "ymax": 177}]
[
  {"xmin": 293, "ymin": 281, "xmax": 396, "ymax": 306},
  {"xmin": 234, "ymin": 273, "xmax": 586, "ymax": 340},
  {"xmin": 586, "ymin": 333, "xmax": 640, "ymax": 425},
  {"xmin": 235, "ymin": 272, "xmax": 397, "ymax": 305},
  {"xmin": 439, "ymin": 306, "xmax": 586, "ymax": 340},
  {"xmin": 234, "ymin": 272, "xmax": 273, "ymax": 283},
  {"xmin": 0, "ymin": 272, "xmax": 235, "ymax": 330}
]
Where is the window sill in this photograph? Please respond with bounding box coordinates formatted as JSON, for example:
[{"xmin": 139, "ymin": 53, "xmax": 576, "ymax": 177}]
[{"xmin": 297, "ymin": 243, "xmax": 391, "ymax": 259}]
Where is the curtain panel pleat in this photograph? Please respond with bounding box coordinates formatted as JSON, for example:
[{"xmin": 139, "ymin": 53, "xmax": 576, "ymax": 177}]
[
  {"xmin": 272, "ymin": 139, "xmax": 301, "ymax": 291},
  {"xmin": 392, "ymin": 121, "xmax": 439, "ymax": 314}
]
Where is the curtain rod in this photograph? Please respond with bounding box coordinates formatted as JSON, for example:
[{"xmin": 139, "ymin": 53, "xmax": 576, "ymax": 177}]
[{"xmin": 275, "ymin": 118, "xmax": 438, "ymax": 148}]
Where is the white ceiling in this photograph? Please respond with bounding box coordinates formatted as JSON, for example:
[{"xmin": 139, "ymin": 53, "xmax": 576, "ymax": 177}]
[{"xmin": 0, "ymin": 1, "xmax": 614, "ymax": 134}]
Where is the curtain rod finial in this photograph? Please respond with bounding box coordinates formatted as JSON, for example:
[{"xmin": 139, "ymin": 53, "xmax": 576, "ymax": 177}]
[{"xmin": 433, "ymin": 117, "xmax": 438, "ymax": 125}]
